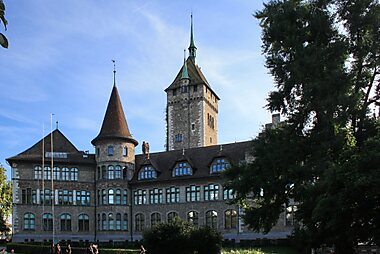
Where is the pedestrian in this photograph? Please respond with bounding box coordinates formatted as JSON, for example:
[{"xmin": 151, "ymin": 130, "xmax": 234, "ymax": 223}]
[
  {"xmin": 56, "ymin": 243, "xmax": 61, "ymax": 254},
  {"xmin": 50, "ymin": 243, "xmax": 55, "ymax": 254},
  {"xmin": 140, "ymin": 245, "xmax": 146, "ymax": 254},
  {"xmin": 65, "ymin": 244, "xmax": 72, "ymax": 254}
]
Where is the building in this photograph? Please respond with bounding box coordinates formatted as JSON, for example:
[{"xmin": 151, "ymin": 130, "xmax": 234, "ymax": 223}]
[{"xmin": 6, "ymin": 18, "xmax": 293, "ymax": 243}]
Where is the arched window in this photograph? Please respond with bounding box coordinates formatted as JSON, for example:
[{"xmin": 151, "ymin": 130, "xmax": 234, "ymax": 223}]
[
  {"xmin": 135, "ymin": 213, "xmax": 145, "ymax": 231},
  {"xmin": 108, "ymin": 189, "xmax": 114, "ymax": 204},
  {"xmin": 60, "ymin": 213, "xmax": 71, "ymax": 231},
  {"xmin": 210, "ymin": 158, "xmax": 230, "ymax": 173},
  {"xmin": 102, "ymin": 213, "xmax": 107, "ymax": 230},
  {"xmin": 138, "ymin": 166, "xmax": 157, "ymax": 180},
  {"xmin": 167, "ymin": 212, "xmax": 178, "ymax": 223},
  {"xmin": 62, "ymin": 167, "xmax": 70, "ymax": 181},
  {"xmin": 224, "ymin": 209, "xmax": 237, "ymax": 229},
  {"xmin": 122, "ymin": 190, "xmax": 128, "ymax": 205},
  {"xmin": 123, "ymin": 146, "xmax": 128, "ymax": 157},
  {"xmin": 115, "ymin": 189, "xmax": 121, "ymax": 204},
  {"xmin": 115, "ymin": 165, "xmax": 122, "ymax": 179},
  {"xmin": 108, "ymin": 165, "xmax": 114, "ymax": 179},
  {"xmin": 78, "ymin": 214, "xmax": 89, "ymax": 231},
  {"xmin": 173, "ymin": 162, "xmax": 192, "ymax": 177},
  {"xmin": 102, "ymin": 189, "xmax": 107, "ymax": 204},
  {"xmin": 108, "ymin": 213, "xmax": 114, "ymax": 230},
  {"xmin": 71, "ymin": 167, "xmax": 78, "ymax": 181},
  {"xmin": 101, "ymin": 166, "xmax": 106, "ymax": 179},
  {"xmin": 44, "ymin": 166, "xmax": 51, "ymax": 180},
  {"xmin": 42, "ymin": 213, "xmax": 53, "ymax": 231},
  {"xmin": 97, "ymin": 214, "xmax": 101, "ymax": 230},
  {"xmin": 34, "ymin": 166, "xmax": 42, "ymax": 179},
  {"xmin": 53, "ymin": 167, "xmax": 60, "ymax": 180},
  {"xmin": 206, "ymin": 210, "xmax": 218, "ymax": 229},
  {"xmin": 116, "ymin": 213, "xmax": 122, "ymax": 230},
  {"xmin": 24, "ymin": 213, "xmax": 35, "ymax": 230},
  {"xmin": 151, "ymin": 213, "xmax": 161, "ymax": 227},
  {"xmin": 123, "ymin": 213, "xmax": 128, "ymax": 231},
  {"xmin": 187, "ymin": 211, "xmax": 199, "ymax": 227},
  {"xmin": 107, "ymin": 145, "xmax": 114, "ymax": 156}
]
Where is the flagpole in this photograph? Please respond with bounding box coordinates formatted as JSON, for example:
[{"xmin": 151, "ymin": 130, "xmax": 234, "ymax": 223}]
[{"xmin": 50, "ymin": 114, "xmax": 55, "ymax": 244}]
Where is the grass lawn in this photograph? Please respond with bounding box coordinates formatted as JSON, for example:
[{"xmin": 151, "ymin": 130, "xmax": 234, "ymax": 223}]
[{"xmin": 222, "ymin": 246, "xmax": 299, "ymax": 254}]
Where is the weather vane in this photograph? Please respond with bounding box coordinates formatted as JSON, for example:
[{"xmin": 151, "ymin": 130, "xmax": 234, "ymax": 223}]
[{"xmin": 112, "ymin": 59, "xmax": 116, "ymax": 86}]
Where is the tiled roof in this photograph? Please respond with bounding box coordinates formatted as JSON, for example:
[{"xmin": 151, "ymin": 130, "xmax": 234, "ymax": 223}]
[
  {"xmin": 165, "ymin": 58, "xmax": 220, "ymax": 100},
  {"xmin": 6, "ymin": 129, "xmax": 95, "ymax": 164},
  {"xmin": 92, "ymin": 85, "xmax": 138, "ymax": 146},
  {"xmin": 132, "ymin": 140, "xmax": 252, "ymax": 183}
]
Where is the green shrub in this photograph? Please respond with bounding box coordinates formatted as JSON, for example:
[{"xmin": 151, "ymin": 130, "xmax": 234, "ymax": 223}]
[{"xmin": 191, "ymin": 226, "xmax": 222, "ymax": 254}]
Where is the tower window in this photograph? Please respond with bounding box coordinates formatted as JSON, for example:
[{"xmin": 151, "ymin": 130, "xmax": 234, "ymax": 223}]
[
  {"xmin": 175, "ymin": 134, "xmax": 183, "ymax": 142},
  {"xmin": 107, "ymin": 146, "xmax": 114, "ymax": 156},
  {"xmin": 173, "ymin": 89, "xmax": 177, "ymax": 96},
  {"xmin": 193, "ymin": 85, "xmax": 197, "ymax": 92},
  {"xmin": 96, "ymin": 148, "xmax": 100, "ymax": 157},
  {"xmin": 181, "ymin": 85, "xmax": 188, "ymax": 93},
  {"xmin": 210, "ymin": 137, "xmax": 212, "ymax": 144},
  {"xmin": 191, "ymin": 123, "xmax": 195, "ymax": 131},
  {"xmin": 123, "ymin": 146, "xmax": 128, "ymax": 157}
]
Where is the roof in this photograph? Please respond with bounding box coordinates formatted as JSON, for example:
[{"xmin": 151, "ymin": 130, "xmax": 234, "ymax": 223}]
[
  {"xmin": 132, "ymin": 140, "xmax": 252, "ymax": 183},
  {"xmin": 165, "ymin": 57, "xmax": 220, "ymax": 100},
  {"xmin": 92, "ymin": 85, "xmax": 138, "ymax": 146},
  {"xmin": 6, "ymin": 129, "xmax": 95, "ymax": 165}
]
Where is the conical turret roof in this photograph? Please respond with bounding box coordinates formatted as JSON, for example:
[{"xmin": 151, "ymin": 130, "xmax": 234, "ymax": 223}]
[{"xmin": 92, "ymin": 85, "xmax": 138, "ymax": 146}]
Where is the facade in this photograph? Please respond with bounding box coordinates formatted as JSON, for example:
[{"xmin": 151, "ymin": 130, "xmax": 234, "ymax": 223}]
[{"xmin": 6, "ymin": 19, "xmax": 293, "ymax": 243}]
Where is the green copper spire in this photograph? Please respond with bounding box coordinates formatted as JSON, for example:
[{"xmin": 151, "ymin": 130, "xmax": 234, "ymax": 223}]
[
  {"xmin": 181, "ymin": 50, "xmax": 189, "ymax": 80},
  {"xmin": 188, "ymin": 14, "xmax": 197, "ymax": 61}
]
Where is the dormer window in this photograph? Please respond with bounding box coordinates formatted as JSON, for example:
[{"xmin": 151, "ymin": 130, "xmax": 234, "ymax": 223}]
[
  {"xmin": 107, "ymin": 146, "xmax": 114, "ymax": 156},
  {"xmin": 138, "ymin": 166, "xmax": 157, "ymax": 180},
  {"xmin": 173, "ymin": 162, "xmax": 192, "ymax": 177},
  {"xmin": 210, "ymin": 158, "xmax": 230, "ymax": 174}
]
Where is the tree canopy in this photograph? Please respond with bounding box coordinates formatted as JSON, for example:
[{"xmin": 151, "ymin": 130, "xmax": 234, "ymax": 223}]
[
  {"xmin": 225, "ymin": 1, "xmax": 380, "ymax": 253},
  {"xmin": 0, "ymin": 164, "xmax": 12, "ymax": 234},
  {"xmin": 0, "ymin": 0, "xmax": 8, "ymax": 48}
]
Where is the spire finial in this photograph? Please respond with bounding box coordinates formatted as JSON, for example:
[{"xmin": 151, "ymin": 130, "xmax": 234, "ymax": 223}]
[
  {"xmin": 56, "ymin": 121, "xmax": 59, "ymax": 130},
  {"xmin": 112, "ymin": 59, "xmax": 116, "ymax": 87},
  {"xmin": 188, "ymin": 13, "xmax": 197, "ymax": 61}
]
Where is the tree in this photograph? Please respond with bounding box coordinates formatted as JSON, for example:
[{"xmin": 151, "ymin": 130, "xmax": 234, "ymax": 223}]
[
  {"xmin": 0, "ymin": 0, "xmax": 8, "ymax": 48},
  {"xmin": 225, "ymin": 1, "xmax": 380, "ymax": 253},
  {"xmin": 0, "ymin": 164, "xmax": 12, "ymax": 235}
]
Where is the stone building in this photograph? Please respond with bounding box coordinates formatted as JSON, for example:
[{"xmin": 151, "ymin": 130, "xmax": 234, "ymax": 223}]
[{"xmin": 6, "ymin": 18, "xmax": 293, "ymax": 243}]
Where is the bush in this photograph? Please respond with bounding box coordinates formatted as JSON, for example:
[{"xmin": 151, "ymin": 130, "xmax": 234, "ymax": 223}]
[{"xmin": 143, "ymin": 218, "xmax": 223, "ymax": 254}]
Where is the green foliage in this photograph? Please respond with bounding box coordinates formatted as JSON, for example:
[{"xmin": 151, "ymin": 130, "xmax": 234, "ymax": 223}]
[
  {"xmin": 0, "ymin": 164, "xmax": 11, "ymax": 234},
  {"xmin": 225, "ymin": 1, "xmax": 380, "ymax": 253},
  {"xmin": 0, "ymin": 0, "xmax": 8, "ymax": 48},
  {"xmin": 143, "ymin": 217, "xmax": 222, "ymax": 254}
]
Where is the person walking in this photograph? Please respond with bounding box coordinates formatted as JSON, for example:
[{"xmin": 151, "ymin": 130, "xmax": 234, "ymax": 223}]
[
  {"xmin": 65, "ymin": 244, "xmax": 72, "ymax": 254},
  {"xmin": 139, "ymin": 245, "xmax": 146, "ymax": 254}
]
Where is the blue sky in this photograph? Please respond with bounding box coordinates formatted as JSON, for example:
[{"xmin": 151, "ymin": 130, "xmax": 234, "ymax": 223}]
[{"xmin": 0, "ymin": 0, "xmax": 275, "ymax": 180}]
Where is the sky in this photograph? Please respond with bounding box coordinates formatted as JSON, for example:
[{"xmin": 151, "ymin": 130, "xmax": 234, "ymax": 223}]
[{"xmin": 0, "ymin": 0, "xmax": 275, "ymax": 180}]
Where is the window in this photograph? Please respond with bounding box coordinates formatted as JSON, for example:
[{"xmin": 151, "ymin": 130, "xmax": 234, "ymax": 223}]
[
  {"xmin": 149, "ymin": 188, "xmax": 163, "ymax": 204},
  {"xmin": 53, "ymin": 167, "xmax": 60, "ymax": 180},
  {"xmin": 223, "ymin": 188, "xmax": 235, "ymax": 200},
  {"xmin": 224, "ymin": 209, "xmax": 237, "ymax": 229},
  {"xmin": 173, "ymin": 89, "xmax": 177, "ymax": 96},
  {"xmin": 58, "ymin": 189, "xmax": 73, "ymax": 205},
  {"xmin": 108, "ymin": 165, "xmax": 114, "ymax": 179},
  {"xmin": 96, "ymin": 147, "xmax": 100, "ymax": 157},
  {"xmin": 115, "ymin": 189, "xmax": 122, "ymax": 204},
  {"xmin": 173, "ymin": 162, "xmax": 192, "ymax": 177},
  {"xmin": 60, "ymin": 213, "xmax": 71, "ymax": 231},
  {"xmin": 193, "ymin": 85, "xmax": 197, "ymax": 92},
  {"xmin": 34, "ymin": 166, "xmax": 42, "ymax": 179},
  {"xmin": 108, "ymin": 213, "xmax": 114, "ymax": 230},
  {"xmin": 97, "ymin": 214, "xmax": 101, "ymax": 230},
  {"xmin": 191, "ymin": 123, "xmax": 195, "ymax": 130},
  {"xmin": 206, "ymin": 210, "xmax": 218, "ymax": 229},
  {"xmin": 41, "ymin": 189, "xmax": 53, "ymax": 205},
  {"xmin": 135, "ymin": 213, "xmax": 145, "ymax": 231},
  {"xmin": 42, "ymin": 213, "xmax": 53, "ymax": 231},
  {"xmin": 101, "ymin": 166, "xmax": 106, "ymax": 179},
  {"xmin": 138, "ymin": 166, "xmax": 157, "ymax": 180},
  {"xmin": 116, "ymin": 213, "xmax": 122, "ymax": 230},
  {"xmin": 76, "ymin": 190, "xmax": 90, "ymax": 206},
  {"xmin": 71, "ymin": 167, "xmax": 78, "ymax": 181},
  {"xmin": 207, "ymin": 114, "xmax": 215, "ymax": 129},
  {"xmin": 123, "ymin": 190, "xmax": 128, "ymax": 205},
  {"xmin": 22, "ymin": 188, "xmax": 33, "ymax": 204},
  {"xmin": 187, "ymin": 211, "xmax": 198, "ymax": 227},
  {"xmin": 123, "ymin": 147, "xmax": 128, "ymax": 157},
  {"xmin": 175, "ymin": 134, "xmax": 183, "ymax": 142},
  {"xmin": 166, "ymin": 187, "xmax": 180, "ymax": 203},
  {"xmin": 181, "ymin": 85, "xmax": 188, "ymax": 93},
  {"xmin": 102, "ymin": 213, "xmax": 107, "ymax": 230},
  {"xmin": 167, "ymin": 212, "xmax": 178, "ymax": 223},
  {"xmin": 107, "ymin": 146, "xmax": 114, "ymax": 156},
  {"xmin": 211, "ymin": 158, "xmax": 230, "ymax": 173},
  {"xmin": 78, "ymin": 214, "xmax": 89, "ymax": 231},
  {"xmin": 286, "ymin": 205, "xmax": 297, "ymax": 226},
  {"xmin": 102, "ymin": 189, "xmax": 107, "ymax": 204},
  {"xmin": 134, "ymin": 189, "xmax": 147, "ymax": 205},
  {"xmin": 44, "ymin": 166, "xmax": 51, "ymax": 180},
  {"xmin": 108, "ymin": 189, "xmax": 114, "ymax": 204},
  {"xmin": 24, "ymin": 213, "xmax": 35, "ymax": 230},
  {"xmin": 123, "ymin": 213, "xmax": 128, "ymax": 230},
  {"xmin": 151, "ymin": 213, "xmax": 161, "ymax": 227},
  {"xmin": 62, "ymin": 167, "xmax": 70, "ymax": 181},
  {"xmin": 115, "ymin": 165, "xmax": 122, "ymax": 179},
  {"xmin": 186, "ymin": 185, "xmax": 200, "ymax": 202},
  {"xmin": 204, "ymin": 184, "xmax": 219, "ymax": 201}
]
